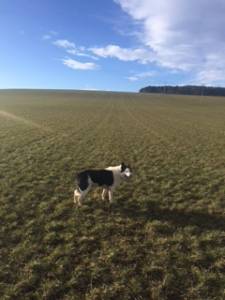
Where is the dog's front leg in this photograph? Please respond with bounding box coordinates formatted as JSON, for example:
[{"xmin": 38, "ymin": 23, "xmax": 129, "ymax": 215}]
[
  {"xmin": 78, "ymin": 188, "xmax": 90, "ymax": 206},
  {"xmin": 74, "ymin": 189, "xmax": 80, "ymax": 205},
  {"xmin": 102, "ymin": 188, "xmax": 107, "ymax": 200},
  {"xmin": 74, "ymin": 189, "xmax": 86, "ymax": 207}
]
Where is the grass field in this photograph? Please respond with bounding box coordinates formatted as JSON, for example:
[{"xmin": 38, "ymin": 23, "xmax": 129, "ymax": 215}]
[{"xmin": 1, "ymin": 90, "xmax": 225, "ymax": 299}]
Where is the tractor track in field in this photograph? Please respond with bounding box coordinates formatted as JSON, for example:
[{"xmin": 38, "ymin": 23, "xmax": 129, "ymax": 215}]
[
  {"xmin": 119, "ymin": 97, "xmax": 220, "ymax": 160},
  {"xmin": 67, "ymin": 99, "xmax": 118, "ymax": 166},
  {"xmin": 119, "ymin": 98, "xmax": 173, "ymax": 148},
  {"xmin": 0, "ymin": 110, "xmax": 53, "ymax": 133},
  {"xmin": 0, "ymin": 100, "xmax": 112, "ymax": 161}
]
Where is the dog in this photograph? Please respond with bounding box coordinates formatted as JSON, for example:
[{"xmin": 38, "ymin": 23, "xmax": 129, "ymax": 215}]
[{"xmin": 74, "ymin": 162, "xmax": 132, "ymax": 206}]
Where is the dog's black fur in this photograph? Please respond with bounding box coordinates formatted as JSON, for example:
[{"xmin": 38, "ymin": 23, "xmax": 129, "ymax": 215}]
[{"xmin": 77, "ymin": 169, "xmax": 114, "ymax": 191}]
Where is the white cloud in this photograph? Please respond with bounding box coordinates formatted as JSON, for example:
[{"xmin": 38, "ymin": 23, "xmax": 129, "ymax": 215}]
[
  {"xmin": 90, "ymin": 44, "xmax": 154, "ymax": 64},
  {"xmin": 127, "ymin": 71, "xmax": 156, "ymax": 81},
  {"xmin": 53, "ymin": 39, "xmax": 76, "ymax": 49},
  {"xmin": 115, "ymin": 0, "xmax": 225, "ymax": 85},
  {"xmin": 62, "ymin": 58, "xmax": 98, "ymax": 70}
]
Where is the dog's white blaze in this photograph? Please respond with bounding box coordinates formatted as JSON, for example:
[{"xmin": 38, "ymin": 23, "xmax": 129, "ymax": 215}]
[
  {"xmin": 106, "ymin": 165, "xmax": 122, "ymax": 187},
  {"xmin": 124, "ymin": 168, "xmax": 131, "ymax": 177}
]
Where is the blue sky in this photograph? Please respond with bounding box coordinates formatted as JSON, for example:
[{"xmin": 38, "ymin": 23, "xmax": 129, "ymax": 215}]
[{"xmin": 1, "ymin": 0, "xmax": 225, "ymax": 92}]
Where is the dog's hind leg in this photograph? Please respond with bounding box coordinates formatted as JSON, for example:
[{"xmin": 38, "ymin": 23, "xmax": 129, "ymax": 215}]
[{"xmin": 108, "ymin": 188, "xmax": 114, "ymax": 203}]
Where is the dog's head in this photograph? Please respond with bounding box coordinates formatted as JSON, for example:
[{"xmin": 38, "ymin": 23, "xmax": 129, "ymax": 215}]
[{"xmin": 120, "ymin": 162, "xmax": 132, "ymax": 179}]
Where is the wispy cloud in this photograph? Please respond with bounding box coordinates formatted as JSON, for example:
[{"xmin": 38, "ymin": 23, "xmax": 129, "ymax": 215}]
[
  {"xmin": 195, "ymin": 53, "xmax": 225, "ymax": 85},
  {"xmin": 62, "ymin": 58, "xmax": 98, "ymax": 70},
  {"xmin": 90, "ymin": 44, "xmax": 154, "ymax": 64},
  {"xmin": 52, "ymin": 39, "xmax": 98, "ymax": 60},
  {"xmin": 67, "ymin": 49, "xmax": 99, "ymax": 60},
  {"xmin": 82, "ymin": 86, "xmax": 99, "ymax": 91},
  {"xmin": 115, "ymin": 0, "xmax": 225, "ymax": 85},
  {"xmin": 48, "ymin": 38, "xmax": 99, "ymax": 71},
  {"xmin": 53, "ymin": 39, "xmax": 76, "ymax": 49},
  {"xmin": 43, "ymin": 34, "xmax": 51, "ymax": 40},
  {"xmin": 76, "ymin": 52, "xmax": 99, "ymax": 60},
  {"xmin": 42, "ymin": 31, "xmax": 58, "ymax": 40},
  {"xmin": 49, "ymin": 30, "xmax": 58, "ymax": 36},
  {"xmin": 127, "ymin": 71, "xmax": 156, "ymax": 81}
]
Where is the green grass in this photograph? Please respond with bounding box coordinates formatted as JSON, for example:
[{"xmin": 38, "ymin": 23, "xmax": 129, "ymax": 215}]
[{"xmin": 1, "ymin": 90, "xmax": 225, "ymax": 299}]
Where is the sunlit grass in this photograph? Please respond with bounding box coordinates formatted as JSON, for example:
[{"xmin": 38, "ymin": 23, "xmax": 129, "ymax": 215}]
[{"xmin": 1, "ymin": 90, "xmax": 225, "ymax": 299}]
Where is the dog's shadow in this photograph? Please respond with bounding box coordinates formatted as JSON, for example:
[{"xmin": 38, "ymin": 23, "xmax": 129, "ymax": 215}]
[
  {"xmin": 108, "ymin": 198, "xmax": 225, "ymax": 232},
  {"xmin": 74, "ymin": 190, "xmax": 225, "ymax": 233}
]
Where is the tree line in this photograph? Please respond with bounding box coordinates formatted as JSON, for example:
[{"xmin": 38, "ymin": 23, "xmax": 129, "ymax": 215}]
[{"xmin": 139, "ymin": 85, "xmax": 225, "ymax": 96}]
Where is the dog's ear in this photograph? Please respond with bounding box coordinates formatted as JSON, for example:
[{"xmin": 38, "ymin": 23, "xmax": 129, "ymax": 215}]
[{"xmin": 121, "ymin": 162, "xmax": 126, "ymax": 172}]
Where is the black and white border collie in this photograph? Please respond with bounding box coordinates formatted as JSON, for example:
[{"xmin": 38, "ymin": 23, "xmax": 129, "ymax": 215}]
[{"xmin": 74, "ymin": 163, "xmax": 132, "ymax": 206}]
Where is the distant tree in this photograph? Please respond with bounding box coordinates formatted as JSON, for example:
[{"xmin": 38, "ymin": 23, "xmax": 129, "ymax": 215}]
[{"xmin": 139, "ymin": 85, "xmax": 225, "ymax": 96}]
